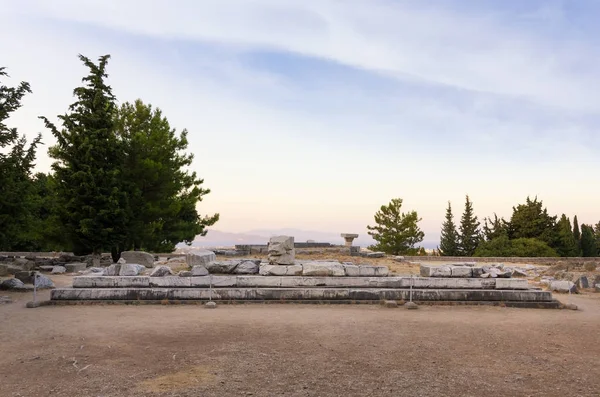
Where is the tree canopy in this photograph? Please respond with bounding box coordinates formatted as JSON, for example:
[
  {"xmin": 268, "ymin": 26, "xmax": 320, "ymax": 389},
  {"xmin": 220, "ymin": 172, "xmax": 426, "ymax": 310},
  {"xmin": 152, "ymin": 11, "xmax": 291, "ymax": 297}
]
[
  {"xmin": 367, "ymin": 198, "xmax": 424, "ymax": 255},
  {"xmin": 439, "ymin": 201, "xmax": 459, "ymax": 256}
]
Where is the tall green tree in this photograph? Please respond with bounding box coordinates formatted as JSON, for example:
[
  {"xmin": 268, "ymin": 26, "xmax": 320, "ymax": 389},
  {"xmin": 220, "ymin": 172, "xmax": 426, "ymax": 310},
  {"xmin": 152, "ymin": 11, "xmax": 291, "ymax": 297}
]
[
  {"xmin": 41, "ymin": 54, "xmax": 128, "ymax": 257},
  {"xmin": 555, "ymin": 214, "xmax": 579, "ymax": 257},
  {"xmin": 482, "ymin": 213, "xmax": 508, "ymax": 241},
  {"xmin": 581, "ymin": 224, "xmax": 597, "ymax": 257},
  {"xmin": 367, "ymin": 198, "xmax": 424, "ymax": 255},
  {"xmin": 594, "ymin": 222, "xmax": 600, "ymax": 255},
  {"xmin": 507, "ymin": 196, "xmax": 558, "ymax": 248},
  {"xmin": 114, "ymin": 99, "xmax": 219, "ymax": 252},
  {"xmin": 572, "ymin": 215, "xmax": 581, "ymax": 255},
  {"xmin": 0, "ymin": 67, "xmax": 42, "ymax": 250},
  {"xmin": 439, "ymin": 201, "xmax": 459, "ymax": 256},
  {"xmin": 457, "ymin": 195, "xmax": 481, "ymax": 256}
]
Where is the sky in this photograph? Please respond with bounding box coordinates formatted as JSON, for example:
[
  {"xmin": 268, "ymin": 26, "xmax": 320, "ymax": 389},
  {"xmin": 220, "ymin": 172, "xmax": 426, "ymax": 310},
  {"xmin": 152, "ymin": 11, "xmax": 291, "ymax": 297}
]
[{"xmin": 1, "ymin": 0, "xmax": 599, "ymax": 247}]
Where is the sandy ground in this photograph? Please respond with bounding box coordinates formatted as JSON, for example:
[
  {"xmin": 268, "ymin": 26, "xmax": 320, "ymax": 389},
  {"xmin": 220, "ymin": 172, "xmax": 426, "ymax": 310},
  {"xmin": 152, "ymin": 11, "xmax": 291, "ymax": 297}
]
[{"xmin": 1, "ymin": 275, "xmax": 599, "ymax": 397}]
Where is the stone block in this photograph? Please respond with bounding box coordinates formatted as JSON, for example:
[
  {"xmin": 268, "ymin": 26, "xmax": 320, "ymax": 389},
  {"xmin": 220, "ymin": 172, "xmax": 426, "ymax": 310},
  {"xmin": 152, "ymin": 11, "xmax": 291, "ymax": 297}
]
[
  {"xmin": 366, "ymin": 252, "xmax": 385, "ymax": 258},
  {"xmin": 150, "ymin": 266, "xmax": 173, "ymax": 277},
  {"xmin": 495, "ymin": 279, "xmax": 529, "ymax": 290},
  {"xmin": 451, "ymin": 266, "xmax": 472, "ymax": 278},
  {"xmin": 1, "ymin": 278, "xmax": 33, "ymax": 291},
  {"xmin": 359, "ymin": 265, "xmax": 389, "ymax": 277},
  {"xmin": 65, "ymin": 262, "xmax": 87, "ymax": 273},
  {"xmin": 73, "ymin": 276, "xmax": 150, "ymax": 288},
  {"xmin": 343, "ymin": 264, "xmax": 359, "ymax": 277},
  {"xmin": 268, "ymin": 236, "xmax": 295, "ymax": 265},
  {"xmin": 259, "ymin": 264, "xmax": 303, "ymax": 276},
  {"xmin": 33, "ymin": 274, "xmax": 55, "ymax": 289},
  {"xmin": 302, "ymin": 261, "xmax": 345, "ymax": 277},
  {"xmin": 150, "ymin": 276, "xmax": 191, "ymax": 288},
  {"xmin": 185, "ymin": 250, "xmax": 216, "ymax": 268},
  {"xmin": 420, "ymin": 265, "xmax": 451, "ymax": 277},
  {"xmin": 549, "ymin": 280, "xmax": 578, "ymax": 293},
  {"xmin": 103, "ymin": 264, "xmax": 121, "ymax": 276},
  {"xmin": 15, "ymin": 271, "xmax": 34, "ymax": 284},
  {"xmin": 0, "ymin": 264, "xmax": 8, "ymax": 277},
  {"xmin": 233, "ymin": 260, "xmax": 260, "ymax": 274},
  {"xmin": 595, "ymin": 284, "xmax": 600, "ymax": 293},
  {"xmin": 472, "ymin": 267, "xmax": 484, "ymax": 277},
  {"xmin": 119, "ymin": 264, "xmax": 145, "ymax": 276},
  {"xmin": 191, "ymin": 265, "xmax": 209, "ymax": 276},
  {"xmin": 13, "ymin": 258, "xmax": 35, "ymax": 271},
  {"xmin": 206, "ymin": 260, "xmax": 240, "ymax": 274},
  {"xmin": 575, "ymin": 276, "xmax": 589, "ymax": 289},
  {"xmin": 51, "ymin": 265, "xmax": 66, "ymax": 274},
  {"xmin": 121, "ymin": 251, "xmax": 155, "ymax": 268},
  {"xmin": 191, "ymin": 276, "xmax": 237, "ymax": 287}
]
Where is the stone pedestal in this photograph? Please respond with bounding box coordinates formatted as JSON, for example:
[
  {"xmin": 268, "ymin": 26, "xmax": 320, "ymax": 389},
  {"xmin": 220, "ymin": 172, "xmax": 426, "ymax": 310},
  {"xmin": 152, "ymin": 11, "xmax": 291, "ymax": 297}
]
[{"xmin": 341, "ymin": 233, "xmax": 359, "ymax": 247}]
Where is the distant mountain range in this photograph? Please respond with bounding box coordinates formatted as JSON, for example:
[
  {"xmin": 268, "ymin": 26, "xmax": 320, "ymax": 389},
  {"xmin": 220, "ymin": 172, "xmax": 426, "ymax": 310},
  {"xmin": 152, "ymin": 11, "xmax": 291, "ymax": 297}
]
[{"xmin": 186, "ymin": 228, "xmax": 439, "ymax": 249}]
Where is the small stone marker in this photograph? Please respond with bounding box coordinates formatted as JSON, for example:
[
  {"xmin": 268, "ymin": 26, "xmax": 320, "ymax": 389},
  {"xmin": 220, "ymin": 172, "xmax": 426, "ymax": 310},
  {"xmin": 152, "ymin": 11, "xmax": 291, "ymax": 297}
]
[
  {"xmin": 404, "ymin": 301, "xmax": 419, "ymax": 310},
  {"xmin": 205, "ymin": 301, "xmax": 217, "ymax": 309}
]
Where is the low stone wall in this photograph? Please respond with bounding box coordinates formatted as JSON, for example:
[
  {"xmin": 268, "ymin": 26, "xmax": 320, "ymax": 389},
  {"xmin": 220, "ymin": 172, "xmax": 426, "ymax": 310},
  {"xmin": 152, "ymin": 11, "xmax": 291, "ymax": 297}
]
[{"xmin": 402, "ymin": 256, "xmax": 598, "ymax": 264}]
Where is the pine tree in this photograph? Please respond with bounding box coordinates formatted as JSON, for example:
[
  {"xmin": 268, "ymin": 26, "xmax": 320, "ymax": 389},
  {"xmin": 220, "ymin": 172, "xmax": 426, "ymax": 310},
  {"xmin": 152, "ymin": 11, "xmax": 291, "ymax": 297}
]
[
  {"xmin": 457, "ymin": 195, "xmax": 481, "ymax": 256},
  {"xmin": 367, "ymin": 198, "xmax": 424, "ymax": 255},
  {"xmin": 555, "ymin": 214, "xmax": 578, "ymax": 257},
  {"xmin": 439, "ymin": 201, "xmax": 459, "ymax": 256},
  {"xmin": 0, "ymin": 67, "xmax": 41, "ymax": 250},
  {"xmin": 507, "ymin": 196, "xmax": 558, "ymax": 248},
  {"xmin": 114, "ymin": 99, "xmax": 219, "ymax": 252},
  {"xmin": 581, "ymin": 224, "xmax": 597, "ymax": 257},
  {"xmin": 573, "ymin": 215, "xmax": 581, "ymax": 255},
  {"xmin": 594, "ymin": 222, "xmax": 600, "ymax": 255},
  {"xmin": 41, "ymin": 54, "xmax": 128, "ymax": 257},
  {"xmin": 482, "ymin": 213, "xmax": 508, "ymax": 241}
]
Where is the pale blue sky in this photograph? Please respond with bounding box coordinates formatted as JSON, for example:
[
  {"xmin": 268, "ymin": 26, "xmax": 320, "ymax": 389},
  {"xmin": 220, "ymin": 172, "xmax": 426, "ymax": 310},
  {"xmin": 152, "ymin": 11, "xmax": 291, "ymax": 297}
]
[{"xmin": 1, "ymin": 0, "xmax": 599, "ymax": 246}]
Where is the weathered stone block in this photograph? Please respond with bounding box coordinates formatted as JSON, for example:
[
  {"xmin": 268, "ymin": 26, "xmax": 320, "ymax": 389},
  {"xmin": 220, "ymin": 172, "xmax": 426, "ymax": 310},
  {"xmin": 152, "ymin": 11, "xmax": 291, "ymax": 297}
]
[
  {"xmin": 191, "ymin": 265, "xmax": 209, "ymax": 276},
  {"xmin": 420, "ymin": 265, "xmax": 451, "ymax": 277},
  {"xmin": 343, "ymin": 264, "xmax": 359, "ymax": 277},
  {"xmin": 65, "ymin": 262, "xmax": 87, "ymax": 273},
  {"xmin": 185, "ymin": 250, "xmax": 216, "ymax": 267},
  {"xmin": 451, "ymin": 266, "xmax": 472, "ymax": 278},
  {"xmin": 0, "ymin": 264, "xmax": 8, "ymax": 277},
  {"xmin": 359, "ymin": 265, "xmax": 389, "ymax": 277},
  {"xmin": 103, "ymin": 264, "xmax": 121, "ymax": 276},
  {"xmin": 495, "ymin": 279, "xmax": 528, "ymax": 290},
  {"xmin": 74, "ymin": 276, "xmax": 150, "ymax": 288},
  {"xmin": 150, "ymin": 265, "xmax": 173, "ymax": 277},
  {"xmin": 33, "ymin": 274, "xmax": 55, "ymax": 289},
  {"xmin": 302, "ymin": 261, "xmax": 345, "ymax": 277},
  {"xmin": 549, "ymin": 280, "xmax": 578, "ymax": 293},
  {"xmin": 259, "ymin": 264, "xmax": 302, "ymax": 276},
  {"xmin": 15, "ymin": 271, "xmax": 34, "ymax": 284},
  {"xmin": 576, "ymin": 276, "xmax": 589, "ymax": 289},
  {"xmin": 119, "ymin": 264, "xmax": 145, "ymax": 276},
  {"xmin": 233, "ymin": 260, "xmax": 260, "ymax": 274},
  {"xmin": 150, "ymin": 277, "xmax": 191, "ymax": 288},
  {"xmin": 472, "ymin": 267, "xmax": 484, "ymax": 277},
  {"xmin": 595, "ymin": 284, "xmax": 600, "ymax": 293},
  {"xmin": 268, "ymin": 236, "xmax": 295, "ymax": 265},
  {"xmin": 366, "ymin": 252, "xmax": 385, "ymax": 258},
  {"xmin": 121, "ymin": 251, "xmax": 155, "ymax": 268},
  {"xmin": 0, "ymin": 278, "xmax": 31, "ymax": 291},
  {"xmin": 206, "ymin": 260, "xmax": 239, "ymax": 274}
]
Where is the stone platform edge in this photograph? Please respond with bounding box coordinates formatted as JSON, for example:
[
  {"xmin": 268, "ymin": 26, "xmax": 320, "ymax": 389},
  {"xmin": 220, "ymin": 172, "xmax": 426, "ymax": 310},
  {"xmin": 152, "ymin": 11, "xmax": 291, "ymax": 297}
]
[
  {"xmin": 71, "ymin": 276, "xmax": 531, "ymax": 290},
  {"xmin": 51, "ymin": 288, "xmax": 553, "ymax": 302}
]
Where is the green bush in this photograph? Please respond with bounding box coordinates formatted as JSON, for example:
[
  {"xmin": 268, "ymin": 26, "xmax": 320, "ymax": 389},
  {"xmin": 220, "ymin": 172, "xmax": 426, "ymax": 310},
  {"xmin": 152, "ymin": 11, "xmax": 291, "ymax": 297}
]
[{"xmin": 474, "ymin": 236, "xmax": 558, "ymax": 257}]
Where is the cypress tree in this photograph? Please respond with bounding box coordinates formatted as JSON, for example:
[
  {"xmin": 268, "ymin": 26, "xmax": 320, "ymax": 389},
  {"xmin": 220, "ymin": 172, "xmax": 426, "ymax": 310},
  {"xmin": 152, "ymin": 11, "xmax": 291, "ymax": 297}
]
[
  {"xmin": 439, "ymin": 201, "xmax": 459, "ymax": 256},
  {"xmin": 573, "ymin": 215, "xmax": 581, "ymax": 255},
  {"xmin": 581, "ymin": 224, "xmax": 597, "ymax": 257},
  {"xmin": 457, "ymin": 195, "xmax": 481, "ymax": 256},
  {"xmin": 367, "ymin": 198, "xmax": 424, "ymax": 255},
  {"xmin": 555, "ymin": 214, "xmax": 578, "ymax": 257},
  {"xmin": 41, "ymin": 54, "xmax": 127, "ymax": 257}
]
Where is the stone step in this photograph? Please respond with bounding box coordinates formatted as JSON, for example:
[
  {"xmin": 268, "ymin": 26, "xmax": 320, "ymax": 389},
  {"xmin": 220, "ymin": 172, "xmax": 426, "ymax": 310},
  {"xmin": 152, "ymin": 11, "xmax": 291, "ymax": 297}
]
[
  {"xmin": 51, "ymin": 287, "xmax": 552, "ymax": 302},
  {"xmin": 71, "ymin": 276, "xmax": 530, "ymax": 290}
]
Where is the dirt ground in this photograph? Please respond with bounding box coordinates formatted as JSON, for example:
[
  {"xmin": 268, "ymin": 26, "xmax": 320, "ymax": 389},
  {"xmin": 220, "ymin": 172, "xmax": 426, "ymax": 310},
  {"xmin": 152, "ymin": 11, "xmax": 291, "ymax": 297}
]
[{"xmin": 1, "ymin": 275, "xmax": 599, "ymax": 397}]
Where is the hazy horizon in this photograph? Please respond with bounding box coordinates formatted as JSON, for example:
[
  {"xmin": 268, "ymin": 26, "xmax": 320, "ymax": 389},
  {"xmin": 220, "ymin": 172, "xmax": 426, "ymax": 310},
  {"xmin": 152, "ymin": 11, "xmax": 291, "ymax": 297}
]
[{"xmin": 2, "ymin": 1, "xmax": 599, "ymax": 245}]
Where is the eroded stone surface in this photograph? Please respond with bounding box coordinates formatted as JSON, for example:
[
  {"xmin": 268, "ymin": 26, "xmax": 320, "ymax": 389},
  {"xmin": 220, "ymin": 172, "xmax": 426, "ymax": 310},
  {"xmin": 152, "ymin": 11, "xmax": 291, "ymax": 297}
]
[
  {"xmin": 495, "ymin": 279, "xmax": 528, "ymax": 290},
  {"xmin": 259, "ymin": 264, "xmax": 302, "ymax": 276},
  {"xmin": 420, "ymin": 265, "xmax": 451, "ymax": 277},
  {"xmin": 451, "ymin": 266, "xmax": 472, "ymax": 278},
  {"xmin": 65, "ymin": 262, "xmax": 86, "ymax": 273},
  {"xmin": 119, "ymin": 264, "xmax": 146, "ymax": 276},
  {"xmin": 121, "ymin": 251, "xmax": 154, "ymax": 268},
  {"xmin": 191, "ymin": 265, "xmax": 209, "ymax": 276},
  {"xmin": 150, "ymin": 266, "xmax": 173, "ymax": 277},
  {"xmin": 549, "ymin": 280, "xmax": 578, "ymax": 293},
  {"xmin": 185, "ymin": 250, "xmax": 216, "ymax": 268},
  {"xmin": 206, "ymin": 260, "xmax": 239, "ymax": 274},
  {"xmin": 233, "ymin": 260, "xmax": 260, "ymax": 274},
  {"xmin": 268, "ymin": 236, "xmax": 295, "ymax": 265},
  {"xmin": 302, "ymin": 262, "xmax": 345, "ymax": 277}
]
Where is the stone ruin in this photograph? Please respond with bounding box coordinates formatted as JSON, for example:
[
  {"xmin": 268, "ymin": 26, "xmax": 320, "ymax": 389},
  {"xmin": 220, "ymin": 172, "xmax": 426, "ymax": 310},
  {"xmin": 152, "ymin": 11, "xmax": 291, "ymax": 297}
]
[{"xmin": 36, "ymin": 235, "xmax": 564, "ymax": 308}]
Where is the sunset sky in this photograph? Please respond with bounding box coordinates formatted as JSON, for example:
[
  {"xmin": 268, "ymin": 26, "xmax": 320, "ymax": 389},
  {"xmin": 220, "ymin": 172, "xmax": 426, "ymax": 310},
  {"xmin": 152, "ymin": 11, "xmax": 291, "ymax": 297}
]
[{"xmin": 2, "ymin": 0, "xmax": 599, "ymax": 246}]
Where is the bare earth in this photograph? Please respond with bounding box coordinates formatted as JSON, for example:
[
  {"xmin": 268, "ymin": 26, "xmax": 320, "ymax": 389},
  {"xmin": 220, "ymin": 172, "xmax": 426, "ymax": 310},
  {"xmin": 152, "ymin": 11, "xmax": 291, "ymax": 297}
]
[{"xmin": 1, "ymin": 275, "xmax": 599, "ymax": 397}]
